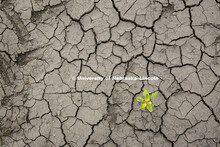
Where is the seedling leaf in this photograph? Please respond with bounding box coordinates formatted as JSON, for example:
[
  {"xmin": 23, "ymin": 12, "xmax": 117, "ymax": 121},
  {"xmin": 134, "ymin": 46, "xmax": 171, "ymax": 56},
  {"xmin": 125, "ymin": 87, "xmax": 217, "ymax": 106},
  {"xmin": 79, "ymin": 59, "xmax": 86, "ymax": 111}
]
[
  {"xmin": 150, "ymin": 91, "xmax": 158, "ymax": 101},
  {"xmin": 147, "ymin": 105, "xmax": 153, "ymax": 112},
  {"xmin": 145, "ymin": 97, "xmax": 150, "ymax": 102},
  {"xmin": 136, "ymin": 97, "xmax": 144, "ymax": 103},
  {"xmin": 148, "ymin": 103, "xmax": 154, "ymax": 108},
  {"xmin": 140, "ymin": 102, "xmax": 147, "ymax": 110},
  {"xmin": 143, "ymin": 90, "xmax": 149, "ymax": 99},
  {"xmin": 140, "ymin": 106, "xmax": 145, "ymax": 110}
]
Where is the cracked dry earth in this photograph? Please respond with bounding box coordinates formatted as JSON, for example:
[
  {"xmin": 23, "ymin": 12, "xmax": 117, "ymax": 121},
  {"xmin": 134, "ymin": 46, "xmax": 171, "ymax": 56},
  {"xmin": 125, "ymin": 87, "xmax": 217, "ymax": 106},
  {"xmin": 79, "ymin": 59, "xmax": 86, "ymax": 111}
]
[{"xmin": 0, "ymin": 0, "xmax": 220, "ymax": 146}]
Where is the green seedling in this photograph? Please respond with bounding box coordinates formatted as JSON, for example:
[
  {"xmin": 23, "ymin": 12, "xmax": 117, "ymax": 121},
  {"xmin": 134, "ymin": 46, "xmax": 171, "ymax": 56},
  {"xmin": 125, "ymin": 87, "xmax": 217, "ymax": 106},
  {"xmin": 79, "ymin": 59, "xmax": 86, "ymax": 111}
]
[{"xmin": 136, "ymin": 90, "xmax": 158, "ymax": 112}]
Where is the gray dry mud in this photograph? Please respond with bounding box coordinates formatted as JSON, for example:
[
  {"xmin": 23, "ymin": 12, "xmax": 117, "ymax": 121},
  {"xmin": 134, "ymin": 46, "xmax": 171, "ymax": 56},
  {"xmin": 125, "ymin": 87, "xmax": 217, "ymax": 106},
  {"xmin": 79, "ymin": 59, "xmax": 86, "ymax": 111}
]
[{"xmin": 0, "ymin": 0, "xmax": 220, "ymax": 147}]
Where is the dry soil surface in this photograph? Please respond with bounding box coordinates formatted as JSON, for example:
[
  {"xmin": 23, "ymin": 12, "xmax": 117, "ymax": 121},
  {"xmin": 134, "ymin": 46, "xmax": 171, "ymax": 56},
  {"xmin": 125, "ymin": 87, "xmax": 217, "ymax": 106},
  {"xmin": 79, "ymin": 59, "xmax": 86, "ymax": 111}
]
[{"xmin": 0, "ymin": 0, "xmax": 220, "ymax": 146}]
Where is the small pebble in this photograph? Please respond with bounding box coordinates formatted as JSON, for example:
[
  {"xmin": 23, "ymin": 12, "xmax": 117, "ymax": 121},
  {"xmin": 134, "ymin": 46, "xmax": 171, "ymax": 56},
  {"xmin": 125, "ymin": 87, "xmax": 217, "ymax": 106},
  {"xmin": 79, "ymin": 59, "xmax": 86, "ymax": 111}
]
[{"xmin": 25, "ymin": 78, "xmax": 29, "ymax": 84}]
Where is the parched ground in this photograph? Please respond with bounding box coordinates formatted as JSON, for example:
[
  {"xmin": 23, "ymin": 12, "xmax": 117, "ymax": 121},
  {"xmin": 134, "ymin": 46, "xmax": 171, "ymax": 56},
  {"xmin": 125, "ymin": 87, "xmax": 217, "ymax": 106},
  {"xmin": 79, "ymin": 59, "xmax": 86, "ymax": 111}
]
[{"xmin": 0, "ymin": 0, "xmax": 220, "ymax": 146}]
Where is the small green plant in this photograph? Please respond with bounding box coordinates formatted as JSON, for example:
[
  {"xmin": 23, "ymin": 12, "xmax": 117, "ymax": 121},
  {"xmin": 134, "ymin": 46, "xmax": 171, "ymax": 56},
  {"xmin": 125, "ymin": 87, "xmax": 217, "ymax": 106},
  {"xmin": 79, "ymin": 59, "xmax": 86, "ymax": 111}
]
[{"xmin": 136, "ymin": 90, "xmax": 158, "ymax": 112}]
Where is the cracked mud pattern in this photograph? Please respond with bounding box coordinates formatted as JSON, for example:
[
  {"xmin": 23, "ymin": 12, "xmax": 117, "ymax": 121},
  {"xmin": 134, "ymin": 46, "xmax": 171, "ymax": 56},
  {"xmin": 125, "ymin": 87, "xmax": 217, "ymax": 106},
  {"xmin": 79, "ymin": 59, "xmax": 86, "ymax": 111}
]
[{"xmin": 0, "ymin": 0, "xmax": 220, "ymax": 146}]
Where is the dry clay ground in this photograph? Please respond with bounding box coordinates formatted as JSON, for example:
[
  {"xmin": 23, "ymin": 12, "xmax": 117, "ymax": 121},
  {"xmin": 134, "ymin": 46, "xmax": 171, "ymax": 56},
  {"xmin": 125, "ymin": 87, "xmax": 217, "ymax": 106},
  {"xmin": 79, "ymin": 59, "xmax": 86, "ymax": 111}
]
[{"xmin": 0, "ymin": 0, "xmax": 220, "ymax": 146}]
